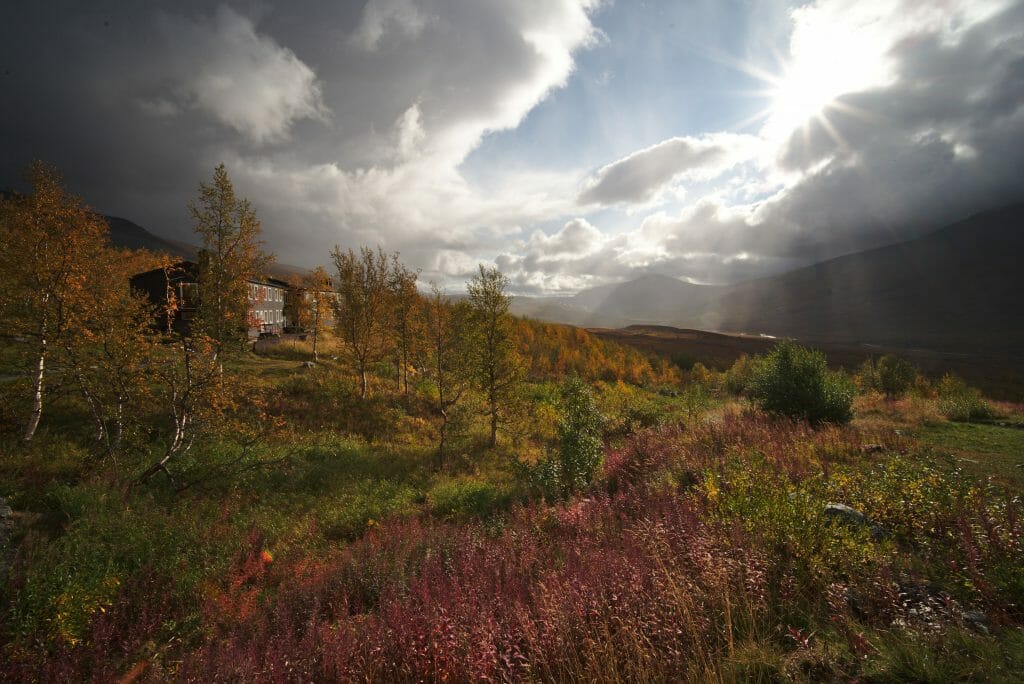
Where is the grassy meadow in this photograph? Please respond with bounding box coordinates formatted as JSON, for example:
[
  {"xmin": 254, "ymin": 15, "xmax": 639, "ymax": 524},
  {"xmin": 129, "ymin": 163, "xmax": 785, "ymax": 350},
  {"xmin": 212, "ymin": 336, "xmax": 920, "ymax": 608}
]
[{"xmin": 1, "ymin": 328, "xmax": 1022, "ymax": 682}]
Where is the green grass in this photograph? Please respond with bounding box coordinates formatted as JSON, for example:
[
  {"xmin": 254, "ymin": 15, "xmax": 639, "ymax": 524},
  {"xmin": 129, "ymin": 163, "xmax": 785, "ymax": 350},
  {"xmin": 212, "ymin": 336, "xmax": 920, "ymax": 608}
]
[{"xmin": 915, "ymin": 421, "xmax": 1024, "ymax": 488}]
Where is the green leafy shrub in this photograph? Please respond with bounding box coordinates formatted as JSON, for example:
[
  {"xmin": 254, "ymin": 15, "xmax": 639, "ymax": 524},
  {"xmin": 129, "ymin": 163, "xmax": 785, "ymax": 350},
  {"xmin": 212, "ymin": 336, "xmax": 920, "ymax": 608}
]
[
  {"xmin": 937, "ymin": 374, "xmax": 993, "ymax": 422},
  {"xmin": 855, "ymin": 357, "xmax": 881, "ymax": 394},
  {"xmin": 598, "ymin": 382, "xmax": 665, "ymax": 437},
  {"xmin": 749, "ymin": 341, "xmax": 854, "ymax": 425},
  {"xmin": 723, "ymin": 353, "xmax": 755, "ymax": 395},
  {"xmin": 679, "ymin": 382, "xmax": 712, "ymax": 421},
  {"xmin": 877, "ymin": 354, "xmax": 917, "ymax": 399},
  {"xmin": 428, "ymin": 477, "xmax": 512, "ymax": 521},
  {"xmin": 535, "ymin": 376, "xmax": 604, "ymax": 498},
  {"xmin": 556, "ymin": 376, "xmax": 604, "ymax": 492}
]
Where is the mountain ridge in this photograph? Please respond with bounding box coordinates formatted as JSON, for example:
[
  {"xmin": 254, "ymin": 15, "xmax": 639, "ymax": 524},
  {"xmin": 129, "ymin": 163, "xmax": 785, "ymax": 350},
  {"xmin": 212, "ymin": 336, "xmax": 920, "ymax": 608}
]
[
  {"xmin": 512, "ymin": 204, "xmax": 1024, "ymax": 354},
  {"xmin": 103, "ymin": 215, "xmax": 308, "ymax": 280}
]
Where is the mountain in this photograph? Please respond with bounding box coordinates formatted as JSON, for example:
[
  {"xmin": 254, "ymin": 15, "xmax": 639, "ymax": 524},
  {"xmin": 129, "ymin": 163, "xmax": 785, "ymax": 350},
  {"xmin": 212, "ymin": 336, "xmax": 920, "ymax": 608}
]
[
  {"xmin": 102, "ymin": 214, "xmax": 308, "ymax": 279},
  {"xmin": 103, "ymin": 215, "xmax": 199, "ymax": 258},
  {"xmin": 511, "ymin": 274, "xmax": 724, "ymax": 328},
  {"xmin": 515, "ymin": 205, "xmax": 1024, "ymax": 355},
  {"xmin": 571, "ymin": 274, "xmax": 722, "ymax": 327},
  {"xmin": 711, "ymin": 204, "xmax": 1024, "ymax": 353}
]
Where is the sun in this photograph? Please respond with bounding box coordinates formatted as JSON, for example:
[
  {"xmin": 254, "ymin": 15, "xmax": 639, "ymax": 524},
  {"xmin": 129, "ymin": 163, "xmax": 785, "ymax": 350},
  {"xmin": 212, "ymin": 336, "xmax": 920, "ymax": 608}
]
[
  {"xmin": 729, "ymin": 7, "xmax": 893, "ymax": 148},
  {"xmin": 763, "ymin": 60, "xmax": 849, "ymax": 143}
]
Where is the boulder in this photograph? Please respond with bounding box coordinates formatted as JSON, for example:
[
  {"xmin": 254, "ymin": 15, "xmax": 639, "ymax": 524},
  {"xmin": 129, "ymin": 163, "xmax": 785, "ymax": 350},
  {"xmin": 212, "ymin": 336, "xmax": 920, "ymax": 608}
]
[
  {"xmin": 824, "ymin": 503, "xmax": 867, "ymax": 525},
  {"xmin": 824, "ymin": 503, "xmax": 888, "ymax": 541},
  {"xmin": 964, "ymin": 610, "xmax": 990, "ymax": 634}
]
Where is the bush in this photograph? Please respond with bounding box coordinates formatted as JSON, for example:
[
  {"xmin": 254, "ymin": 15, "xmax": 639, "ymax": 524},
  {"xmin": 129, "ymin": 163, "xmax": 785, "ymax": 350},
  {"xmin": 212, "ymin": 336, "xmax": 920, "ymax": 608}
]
[
  {"xmin": 428, "ymin": 477, "xmax": 512, "ymax": 521},
  {"xmin": 855, "ymin": 357, "xmax": 881, "ymax": 394},
  {"xmin": 679, "ymin": 382, "xmax": 712, "ymax": 421},
  {"xmin": 937, "ymin": 374, "xmax": 993, "ymax": 422},
  {"xmin": 877, "ymin": 354, "xmax": 917, "ymax": 399},
  {"xmin": 535, "ymin": 376, "xmax": 604, "ymax": 498},
  {"xmin": 598, "ymin": 382, "xmax": 664, "ymax": 438},
  {"xmin": 557, "ymin": 376, "xmax": 604, "ymax": 491},
  {"xmin": 723, "ymin": 353, "xmax": 755, "ymax": 395},
  {"xmin": 749, "ymin": 341, "xmax": 854, "ymax": 425}
]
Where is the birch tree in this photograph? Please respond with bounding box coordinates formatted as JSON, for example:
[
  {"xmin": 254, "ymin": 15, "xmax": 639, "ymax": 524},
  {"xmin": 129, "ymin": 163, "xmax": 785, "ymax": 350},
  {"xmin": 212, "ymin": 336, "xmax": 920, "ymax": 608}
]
[
  {"xmin": 467, "ymin": 265, "xmax": 520, "ymax": 447},
  {"xmin": 305, "ymin": 266, "xmax": 333, "ymax": 363},
  {"xmin": 62, "ymin": 248, "xmax": 155, "ymax": 456},
  {"xmin": 0, "ymin": 162, "xmax": 110, "ymax": 442},
  {"xmin": 330, "ymin": 246, "xmax": 391, "ymax": 398},
  {"xmin": 389, "ymin": 255, "xmax": 421, "ymax": 398},
  {"xmin": 189, "ymin": 163, "xmax": 273, "ymax": 357},
  {"xmin": 425, "ymin": 284, "xmax": 471, "ymax": 468}
]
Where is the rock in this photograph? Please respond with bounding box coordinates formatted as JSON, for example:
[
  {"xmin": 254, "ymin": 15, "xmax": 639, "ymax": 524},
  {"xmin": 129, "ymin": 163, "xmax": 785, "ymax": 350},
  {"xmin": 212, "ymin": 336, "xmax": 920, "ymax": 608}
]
[
  {"xmin": 861, "ymin": 443, "xmax": 885, "ymax": 454},
  {"xmin": 824, "ymin": 503, "xmax": 868, "ymax": 526},
  {"xmin": 824, "ymin": 503, "xmax": 889, "ymax": 540},
  {"xmin": 964, "ymin": 610, "xmax": 989, "ymax": 634},
  {"xmin": 302, "ymin": 361, "xmax": 316, "ymax": 368}
]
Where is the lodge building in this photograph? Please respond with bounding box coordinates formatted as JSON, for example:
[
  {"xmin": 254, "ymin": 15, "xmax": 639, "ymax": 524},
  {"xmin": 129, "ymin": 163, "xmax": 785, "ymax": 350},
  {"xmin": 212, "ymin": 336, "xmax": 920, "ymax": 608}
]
[{"xmin": 130, "ymin": 261, "xmax": 291, "ymax": 338}]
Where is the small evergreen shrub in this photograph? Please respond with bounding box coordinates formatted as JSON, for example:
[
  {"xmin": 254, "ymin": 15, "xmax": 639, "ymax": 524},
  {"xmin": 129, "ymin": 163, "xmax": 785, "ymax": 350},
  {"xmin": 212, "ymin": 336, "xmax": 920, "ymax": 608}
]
[
  {"xmin": 749, "ymin": 341, "xmax": 854, "ymax": 425},
  {"xmin": 679, "ymin": 382, "xmax": 712, "ymax": 421}
]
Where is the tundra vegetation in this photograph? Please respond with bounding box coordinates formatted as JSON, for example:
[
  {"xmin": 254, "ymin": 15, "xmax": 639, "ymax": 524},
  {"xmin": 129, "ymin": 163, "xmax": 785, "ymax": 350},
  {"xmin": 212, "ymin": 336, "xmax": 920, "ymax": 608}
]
[{"xmin": 0, "ymin": 164, "xmax": 1022, "ymax": 681}]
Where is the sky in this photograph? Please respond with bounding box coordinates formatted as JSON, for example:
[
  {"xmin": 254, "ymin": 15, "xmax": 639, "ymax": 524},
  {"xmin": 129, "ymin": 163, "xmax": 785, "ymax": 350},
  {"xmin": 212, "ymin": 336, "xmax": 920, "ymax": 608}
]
[{"xmin": 2, "ymin": 0, "xmax": 1023, "ymax": 294}]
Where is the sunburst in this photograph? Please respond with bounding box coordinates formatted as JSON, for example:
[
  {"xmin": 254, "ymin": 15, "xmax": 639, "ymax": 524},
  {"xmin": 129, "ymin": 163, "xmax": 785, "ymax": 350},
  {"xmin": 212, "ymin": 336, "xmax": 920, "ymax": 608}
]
[{"xmin": 715, "ymin": 14, "xmax": 892, "ymax": 155}]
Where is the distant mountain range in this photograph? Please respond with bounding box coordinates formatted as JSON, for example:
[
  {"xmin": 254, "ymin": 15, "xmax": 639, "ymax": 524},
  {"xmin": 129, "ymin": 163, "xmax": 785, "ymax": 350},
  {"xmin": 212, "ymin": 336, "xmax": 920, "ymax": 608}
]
[{"xmin": 512, "ymin": 204, "xmax": 1024, "ymax": 354}]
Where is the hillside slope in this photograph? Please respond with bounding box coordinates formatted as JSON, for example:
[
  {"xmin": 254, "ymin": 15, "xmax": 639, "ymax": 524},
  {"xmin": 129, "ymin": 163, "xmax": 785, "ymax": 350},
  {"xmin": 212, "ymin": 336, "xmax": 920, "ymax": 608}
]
[
  {"xmin": 711, "ymin": 204, "xmax": 1024, "ymax": 352},
  {"xmin": 103, "ymin": 214, "xmax": 308, "ymax": 279},
  {"xmin": 104, "ymin": 215, "xmax": 198, "ymax": 257}
]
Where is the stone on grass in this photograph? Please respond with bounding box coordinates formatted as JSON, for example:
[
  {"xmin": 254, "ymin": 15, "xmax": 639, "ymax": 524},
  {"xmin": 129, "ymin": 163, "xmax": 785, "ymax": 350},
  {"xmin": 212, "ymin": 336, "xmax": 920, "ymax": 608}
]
[
  {"xmin": 824, "ymin": 503, "xmax": 867, "ymax": 525},
  {"xmin": 964, "ymin": 610, "xmax": 989, "ymax": 634},
  {"xmin": 824, "ymin": 503, "xmax": 888, "ymax": 541}
]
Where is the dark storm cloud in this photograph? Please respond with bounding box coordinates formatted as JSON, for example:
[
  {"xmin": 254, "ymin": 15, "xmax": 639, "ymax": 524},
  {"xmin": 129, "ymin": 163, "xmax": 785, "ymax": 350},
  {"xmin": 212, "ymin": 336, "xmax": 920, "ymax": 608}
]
[
  {"xmin": 0, "ymin": 0, "xmax": 598, "ymax": 271},
  {"xmin": 0, "ymin": 1, "xmax": 336, "ymax": 243}
]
